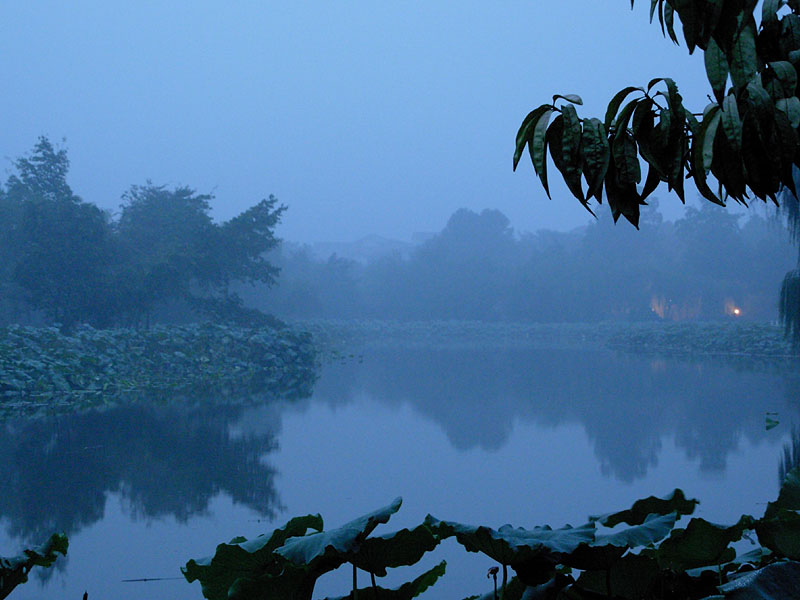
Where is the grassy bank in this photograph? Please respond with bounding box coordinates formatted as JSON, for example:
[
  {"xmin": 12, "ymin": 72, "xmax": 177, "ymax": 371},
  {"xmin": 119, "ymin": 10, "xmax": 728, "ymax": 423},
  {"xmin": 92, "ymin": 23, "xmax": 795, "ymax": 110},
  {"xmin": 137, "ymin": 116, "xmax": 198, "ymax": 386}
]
[{"xmin": 0, "ymin": 323, "xmax": 318, "ymax": 416}]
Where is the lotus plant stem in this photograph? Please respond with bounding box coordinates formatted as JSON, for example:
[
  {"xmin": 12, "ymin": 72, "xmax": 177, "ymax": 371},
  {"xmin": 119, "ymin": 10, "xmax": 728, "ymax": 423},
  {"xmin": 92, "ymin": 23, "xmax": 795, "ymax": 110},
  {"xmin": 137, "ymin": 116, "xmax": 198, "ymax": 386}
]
[
  {"xmin": 487, "ymin": 566, "xmax": 499, "ymax": 600},
  {"xmin": 371, "ymin": 571, "xmax": 378, "ymax": 600},
  {"xmin": 502, "ymin": 564, "xmax": 507, "ymax": 599},
  {"xmin": 352, "ymin": 564, "xmax": 358, "ymax": 600}
]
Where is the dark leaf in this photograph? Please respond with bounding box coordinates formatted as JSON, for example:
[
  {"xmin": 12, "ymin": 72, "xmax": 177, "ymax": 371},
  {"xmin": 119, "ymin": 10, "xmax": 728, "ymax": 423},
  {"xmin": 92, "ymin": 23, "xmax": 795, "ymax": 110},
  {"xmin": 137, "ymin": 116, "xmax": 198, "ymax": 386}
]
[
  {"xmin": 656, "ymin": 515, "xmax": 755, "ymax": 571},
  {"xmin": 514, "ymin": 105, "xmax": 551, "ymax": 171},
  {"xmin": 604, "ymin": 86, "xmax": 644, "ymax": 131},
  {"xmin": 581, "ymin": 118, "xmax": 610, "ymax": 202},
  {"xmin": 721, "ymin": 93, "xmax": 743, "ymax": 153},
  {"xmin": 276, "ymin": 497, "xmax": 403, "ymax": 571},
  {"xmin": 591, "ymin": 489, "xmax": 698, "ymax": 527},
  {"xmin": 557, "ymin": 104, "xmax": 586, "ymax": 203},
  {"xmin": 664, "ymin": 3, "xmax": 678, "ymax": 44},
  {"xmin": 730, "ymin": 19, "xmax": 758, "ymax": 88},
  {"xmin": 321, "ymin": 561, "xmax": 447, "ymax": 600},
  {"xmin": 0, "ymin": 533, "xmax": 68, "ymax": 600},
  {"xmin": 424, "ymin": 515, "xmax": 595, "ymax": 568},
  {"xmin": 529, "ymin": 109, "xmax": 555, "ymax": 198},
  {"xmin": 764, "ymin": 466, "xmax": 800, "ymax": 520},
  {"xmin": 705, "ymin": 36, "xmax": 729, "ymax": 103},
  {"xmin": 576, "ymin": 553, "xmax": 660, "ymax": 600},
  {"xmin": 552, "ymin": 94, "xmax": 583, "ymax": 105},
  {"xmin": 768, "ymin": 61, "xmax": 798, "ymax": 99},
  {"xmin": 612, "ymin": 130, "xmax": 642, "ymax": 186},
  {"xmin": 691, "ymin": 104, "xmax": 725, "ymax": 206},
  {"xmin": 349, "ymin": 524, "xmax": 440, "ymax": 577},
  {"xmin": 717, "ymin": 561, "xmax": 800, "ymax": 599},
  {"xmin": 182, "ymin": 514, "xmax": 324, "ymax": 600}
]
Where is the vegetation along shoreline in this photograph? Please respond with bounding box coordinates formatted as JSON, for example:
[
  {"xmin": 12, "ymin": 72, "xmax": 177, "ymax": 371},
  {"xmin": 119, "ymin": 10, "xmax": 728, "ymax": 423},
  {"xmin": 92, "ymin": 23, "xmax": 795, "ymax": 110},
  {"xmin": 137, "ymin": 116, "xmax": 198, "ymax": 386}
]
[{"xmin": 0, "ymin": 322, "xmax": 318, "ymax": 418}]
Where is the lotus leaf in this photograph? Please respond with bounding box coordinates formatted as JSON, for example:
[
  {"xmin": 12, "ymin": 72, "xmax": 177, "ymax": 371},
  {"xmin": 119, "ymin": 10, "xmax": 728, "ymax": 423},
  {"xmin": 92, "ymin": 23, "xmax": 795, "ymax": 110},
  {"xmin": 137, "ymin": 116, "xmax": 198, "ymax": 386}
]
[
  {"xmin": 755, "ymin": 509, "xmax": 800, "ymax": 560},
  {"xmin": 425, "ymin": 515, "xmax": 594, "ymax": 584},
  {"xmin": 182, "ymin": 514, "xmax": 323, "ymax": 600},
  {"xmin": 716, "ymin": 561, "xmax": 800, "ymax": 599},
  {"xmin": 276, "ymin": 497, "xmax": 403, "ymax": 572},
  {"xmin": 591, "ymin": 489, "xmax": 698, "ymax": 527},
  {"xmin": 0, "ymin": 533, "xmax": 68, "ymax": 600},
  {"xmin": 321, "ymin": 560, "xmax": 446, "ymax": 600},
  {"xmin": 764, "ymin": 466, "xmax": 800, "ymax": 520},
  {"xmin": 576, "ymin": 553, "xmax": 660, "ymax": 599},
  {"xmin": 568, "ymin": 512, "xmax": 678, "ymax": 571},
  {"xmin": 348, "ymin": 523, "xmax": 440, "ymax": 577},
  {"xmin": 657, "ymin": 516, "xmax": 755, "ymax": 571}
]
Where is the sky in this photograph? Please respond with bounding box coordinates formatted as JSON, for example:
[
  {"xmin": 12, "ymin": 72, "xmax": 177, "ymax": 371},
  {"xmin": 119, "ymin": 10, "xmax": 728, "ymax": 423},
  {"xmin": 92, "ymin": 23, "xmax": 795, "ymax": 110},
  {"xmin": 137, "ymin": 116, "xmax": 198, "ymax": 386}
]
[{"xmin": 1, "ymin": 1, "xmax": 715, "ymax": 243}]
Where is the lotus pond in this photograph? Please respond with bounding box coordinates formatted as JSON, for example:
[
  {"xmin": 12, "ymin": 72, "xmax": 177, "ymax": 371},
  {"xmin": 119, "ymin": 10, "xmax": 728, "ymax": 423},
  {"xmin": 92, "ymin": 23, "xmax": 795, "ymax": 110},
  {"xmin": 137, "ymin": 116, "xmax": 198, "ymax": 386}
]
[{"xmin": 1, "ymin": 322, "xmax": 799, "ymax": 599}]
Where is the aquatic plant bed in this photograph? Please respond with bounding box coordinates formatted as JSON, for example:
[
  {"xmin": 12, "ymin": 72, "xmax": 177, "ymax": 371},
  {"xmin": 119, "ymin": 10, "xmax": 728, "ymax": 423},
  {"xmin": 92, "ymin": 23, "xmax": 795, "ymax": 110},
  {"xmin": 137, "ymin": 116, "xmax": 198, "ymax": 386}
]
[
  {"xmin": 293, "ymin": 319, "xmax": 798, "ymax": 364},
  {"xmin": 608, "ymin": 322, "xmax": 796, "ymax": 359},
  {"xmin": 293, "ymin": 319, "xmax": 620, "ymax": 354},
  {"xmin": 0, "ymin": 323, "xmax": 317, "ymax": 414}
]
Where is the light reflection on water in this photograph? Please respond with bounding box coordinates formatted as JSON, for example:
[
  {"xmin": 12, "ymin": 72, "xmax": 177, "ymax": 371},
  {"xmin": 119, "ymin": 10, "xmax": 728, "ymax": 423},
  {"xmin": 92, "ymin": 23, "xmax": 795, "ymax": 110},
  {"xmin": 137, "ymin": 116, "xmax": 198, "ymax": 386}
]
[{"xmin": 1, "ymin": 345, "xmax": 796, "ymax": 599}]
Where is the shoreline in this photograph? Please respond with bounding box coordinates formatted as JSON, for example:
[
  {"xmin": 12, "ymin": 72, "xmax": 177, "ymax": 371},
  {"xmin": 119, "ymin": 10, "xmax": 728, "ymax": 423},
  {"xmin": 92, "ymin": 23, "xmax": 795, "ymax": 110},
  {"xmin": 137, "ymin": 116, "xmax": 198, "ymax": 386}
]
[{"xmin": 0, "ymin": 323, "xmax": 318, "ymax": 418}]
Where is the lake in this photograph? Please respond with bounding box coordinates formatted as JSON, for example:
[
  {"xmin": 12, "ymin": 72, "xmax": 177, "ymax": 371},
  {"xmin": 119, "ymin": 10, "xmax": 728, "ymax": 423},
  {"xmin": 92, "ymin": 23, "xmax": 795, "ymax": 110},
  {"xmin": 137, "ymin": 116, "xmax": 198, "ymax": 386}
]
[{"xmin": 1, "ymin": 332, "xmax": 797, "ymax": 599}]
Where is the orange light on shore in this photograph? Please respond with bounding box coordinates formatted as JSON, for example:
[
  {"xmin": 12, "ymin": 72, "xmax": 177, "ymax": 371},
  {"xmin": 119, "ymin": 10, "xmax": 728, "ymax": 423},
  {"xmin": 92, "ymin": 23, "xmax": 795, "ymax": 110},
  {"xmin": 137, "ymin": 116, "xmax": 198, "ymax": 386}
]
[{"xmin": 724, "ymin": 299, "xmax": 742, "ymax": 317}]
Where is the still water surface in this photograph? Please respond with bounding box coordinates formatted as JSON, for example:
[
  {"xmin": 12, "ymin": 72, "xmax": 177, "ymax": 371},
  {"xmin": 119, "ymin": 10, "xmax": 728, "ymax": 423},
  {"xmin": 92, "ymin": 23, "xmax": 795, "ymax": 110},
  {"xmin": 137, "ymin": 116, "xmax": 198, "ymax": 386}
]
[{"xmin": 1, "ymin": 342, "xmax": 797, "ymax": 599}]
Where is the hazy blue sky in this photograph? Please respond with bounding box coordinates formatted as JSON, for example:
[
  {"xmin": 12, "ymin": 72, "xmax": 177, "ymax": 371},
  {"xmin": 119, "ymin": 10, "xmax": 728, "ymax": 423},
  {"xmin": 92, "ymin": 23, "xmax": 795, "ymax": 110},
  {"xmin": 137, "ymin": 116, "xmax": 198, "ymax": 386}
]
[{"xmin": 2, "ymin": 2, "xmax": 712, "ymax": 242}]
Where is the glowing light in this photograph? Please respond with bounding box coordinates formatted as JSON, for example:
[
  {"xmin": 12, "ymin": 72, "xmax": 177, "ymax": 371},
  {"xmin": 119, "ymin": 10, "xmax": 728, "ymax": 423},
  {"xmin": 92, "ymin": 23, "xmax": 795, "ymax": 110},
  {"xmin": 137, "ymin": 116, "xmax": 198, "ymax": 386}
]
[{"xmin": 724, "ymin": 299, "xmax": 742, "ymax": 317}]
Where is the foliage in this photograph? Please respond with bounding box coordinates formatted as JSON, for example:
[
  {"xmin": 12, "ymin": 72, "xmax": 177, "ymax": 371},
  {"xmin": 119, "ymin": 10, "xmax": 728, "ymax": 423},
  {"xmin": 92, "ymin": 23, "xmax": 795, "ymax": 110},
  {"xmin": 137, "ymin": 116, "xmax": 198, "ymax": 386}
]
[
  {"xmin": 0, "ymin": 323, "xmax": 317, "ymax": 416},
  {"xmin": 0, "ymin": 533, "xmax": 68, "ymax": 600},
  {"xmin": 3, "ymin": 138, "xmax": 115, "ymax": 328},
  {"xmin": 186, "ymin": 471, "xmax": 800, "ymax": 599},
  {"xmin": 184, "ymin": 498, "xmax": 445, "ymax": 600},
  {"xmin": 514, "ymin": 1, "xmax": 800, "ymax": 227},
  {"xmin": 0, "ymin": 138, "xmax": 286, "ymax": 329},
  {"xmin": 250, "ymin": 206, "xmax": 794, "ymax": 324}
]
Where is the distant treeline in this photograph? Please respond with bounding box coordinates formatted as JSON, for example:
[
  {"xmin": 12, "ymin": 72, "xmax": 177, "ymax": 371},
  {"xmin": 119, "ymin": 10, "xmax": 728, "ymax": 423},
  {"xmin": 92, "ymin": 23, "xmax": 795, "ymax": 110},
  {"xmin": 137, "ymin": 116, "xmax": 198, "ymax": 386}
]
[
  {"xmin": 2, "ymin": 138, "xmax": 795, "ymax": 328},
  {"xmin": 0, "ymin": 138, "xmax": 285, "ymax": 329},
  {"xmin": 242, "ymin": 203, "xmax": 797, "ymax": 323}
]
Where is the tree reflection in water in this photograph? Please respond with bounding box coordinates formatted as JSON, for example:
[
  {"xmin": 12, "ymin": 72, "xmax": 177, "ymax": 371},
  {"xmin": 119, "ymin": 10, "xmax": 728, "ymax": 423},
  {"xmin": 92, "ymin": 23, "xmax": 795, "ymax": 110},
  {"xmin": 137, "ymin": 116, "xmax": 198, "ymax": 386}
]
[
  {"xmin": 0, "ymin": 402, "xmax": 282, "ymax": 544},
  {"xmin": 313, "ymin": 346, "xmax": 798, "ymax": 482}
]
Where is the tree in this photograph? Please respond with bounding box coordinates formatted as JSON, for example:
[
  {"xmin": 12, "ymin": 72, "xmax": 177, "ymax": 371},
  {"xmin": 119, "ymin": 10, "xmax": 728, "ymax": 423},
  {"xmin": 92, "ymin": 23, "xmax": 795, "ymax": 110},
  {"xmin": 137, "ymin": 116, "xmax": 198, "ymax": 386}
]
[
  {"xmin": 513, "ymin": 1, "xmax": 800, "ymax": 338},
  {"xmin": 115, "ymin": 183, "xmax": 286, "ymax": 325},
  {"xmin": 115, "ymin": 183, "xmax": 217, "ymax": 322},
  {"xmin": 3, "ymin": 138, "xmax": 115, "ymax": 328}
]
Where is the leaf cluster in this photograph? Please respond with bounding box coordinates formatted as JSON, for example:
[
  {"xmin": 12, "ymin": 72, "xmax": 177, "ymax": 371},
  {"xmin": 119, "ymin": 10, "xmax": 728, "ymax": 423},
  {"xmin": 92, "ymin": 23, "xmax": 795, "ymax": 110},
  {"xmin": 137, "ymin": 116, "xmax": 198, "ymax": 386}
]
[
  {"xmin": 0, "ymin": 533, "xmax": 68, "ymax": 600},
  {"xmin": 0, "ymin": 323, "xmax": 318, "ymax": 415},
  {"xmin": 515, "ymin": 1, "xmax": 800, "ymax": 226},
  {"xmin": 183, "ymin": 497, "xmax": 446, "ymax": 600},
  {"xmin": 186, "ymin": 469, "xmax": 800, "ymax": 600}
]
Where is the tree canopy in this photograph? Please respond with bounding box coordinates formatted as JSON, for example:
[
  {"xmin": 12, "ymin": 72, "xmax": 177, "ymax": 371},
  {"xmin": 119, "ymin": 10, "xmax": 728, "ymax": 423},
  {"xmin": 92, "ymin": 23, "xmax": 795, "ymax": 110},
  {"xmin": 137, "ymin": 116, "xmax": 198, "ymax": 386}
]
[
  {"xmin": 0, "ymin": 138, "xmax": 285, "ymax": 329},
  {"xmin": 514, "ymin": 0, "xmax": 800, "ymax": 228}
]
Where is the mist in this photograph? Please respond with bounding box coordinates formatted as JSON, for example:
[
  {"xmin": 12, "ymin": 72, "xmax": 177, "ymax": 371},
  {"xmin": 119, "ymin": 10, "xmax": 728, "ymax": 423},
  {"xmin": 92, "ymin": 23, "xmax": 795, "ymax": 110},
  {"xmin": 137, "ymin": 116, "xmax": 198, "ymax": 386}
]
[{"xmin": 4, "ymin": 3, "xmax": 800, "ymax": 600}]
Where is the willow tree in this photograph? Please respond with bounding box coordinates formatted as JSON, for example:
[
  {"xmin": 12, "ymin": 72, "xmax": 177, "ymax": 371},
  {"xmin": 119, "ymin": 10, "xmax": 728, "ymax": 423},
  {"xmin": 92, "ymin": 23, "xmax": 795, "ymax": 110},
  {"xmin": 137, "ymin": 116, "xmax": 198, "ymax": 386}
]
[{"xmin": 514, "ymin": 0, "xmax": 800, "ymax": 340}]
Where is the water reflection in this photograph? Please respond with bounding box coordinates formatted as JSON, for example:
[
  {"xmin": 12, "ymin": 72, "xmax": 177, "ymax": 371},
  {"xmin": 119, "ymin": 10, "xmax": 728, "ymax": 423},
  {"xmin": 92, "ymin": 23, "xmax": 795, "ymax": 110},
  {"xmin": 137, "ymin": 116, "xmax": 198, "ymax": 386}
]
[
  {"xmin": 1, "ymin": 344, "xmax": 796, "ymax": 550},
  {"xmin": 0, "ymin": 403, "xmax": 282, "ymax": 543},
  {"xmin": 312, "ymin": 346, "xmax": 799, "ymax": 482}
]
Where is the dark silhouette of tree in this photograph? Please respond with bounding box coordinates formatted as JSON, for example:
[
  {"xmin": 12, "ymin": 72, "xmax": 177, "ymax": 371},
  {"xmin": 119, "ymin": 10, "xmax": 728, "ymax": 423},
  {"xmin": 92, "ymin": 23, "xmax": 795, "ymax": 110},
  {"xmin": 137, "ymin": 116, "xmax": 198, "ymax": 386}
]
[
  {"xmin": 4, "ymin": 138, "xmax": 115, "ymax": 328},
  {"xmin": 0, "ymin": 139, "xmax": 286, "ymax": 328}
]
